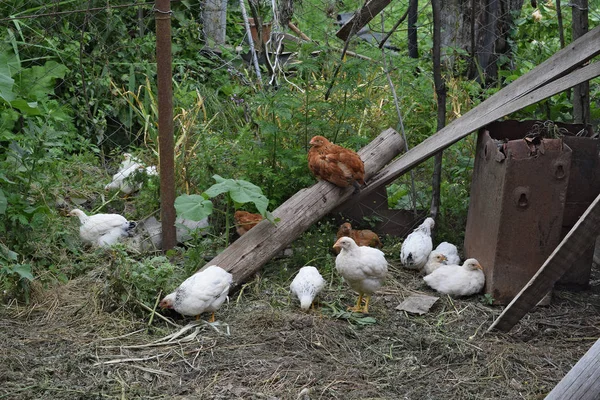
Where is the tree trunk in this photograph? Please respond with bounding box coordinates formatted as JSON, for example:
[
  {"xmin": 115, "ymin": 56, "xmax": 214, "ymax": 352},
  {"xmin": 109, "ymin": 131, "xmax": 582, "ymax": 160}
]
[
  {"xmin": 201, "ymin": 129, "xmax": 405, "ymax": 286},
  {"xmin": 408, "ymin": 0, "xmax": 419, "ymax": 58},
  {"xmin": 430, "ymin": 0, "xmax": 446, "ymax": 230},
  {"xmin": 572, "ymin": 0, "xmax": 589, "ymax": 124},
  {"xmin": 440, "ymin": 0, "xmax": 524, "ymax": 83},
  {"xmin": 202, "ymin": 0, "xmax": 228, "ymax": 47}
]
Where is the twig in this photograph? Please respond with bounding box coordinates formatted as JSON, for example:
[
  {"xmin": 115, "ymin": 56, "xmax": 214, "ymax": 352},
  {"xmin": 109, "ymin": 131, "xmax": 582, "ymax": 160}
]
[
  {"xmin": 98, "ymin": 329, "xmax": 146, "ymax": 342},
  {"xmin": 148, "ymin": 291, "xmax": 162, "ymax": 327},
  {"xmin": 134, "ymin": 299, "xmax": 181, "ymax": 328},
  {"xmin": 93, "ymin": 353, "xmax": 167, "ymax": 366},
  {"xmin": 378, "ymin": 7, "xmax": 409, "ymax": 49},
  {"xmin": 129, "ymin": 364, "xmax": 177, "ymax": 377}
]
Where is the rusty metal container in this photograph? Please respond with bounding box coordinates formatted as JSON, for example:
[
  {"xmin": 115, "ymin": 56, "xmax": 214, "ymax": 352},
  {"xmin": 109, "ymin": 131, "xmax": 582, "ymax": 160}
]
[
  {"xmin": 558, "ymin": 132, "xmax": 600, "ymax": 288},
  {"xmin": 464, "ymin": 120, "xmax": 573, "ymax": 305}
]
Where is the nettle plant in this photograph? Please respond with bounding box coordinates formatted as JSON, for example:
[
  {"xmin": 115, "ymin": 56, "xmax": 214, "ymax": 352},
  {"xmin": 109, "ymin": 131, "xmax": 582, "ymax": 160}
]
[{"xmin": 175, "ymin": 175, "xmax": 277, "ymax": 245}]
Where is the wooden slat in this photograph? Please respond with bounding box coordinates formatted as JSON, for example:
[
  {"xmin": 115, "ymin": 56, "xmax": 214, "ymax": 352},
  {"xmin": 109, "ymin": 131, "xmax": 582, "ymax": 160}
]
[
  {"xmin": 336, "ymin": 0, "xmax": 393, "ymax": 41},
  {"xmin": 200, "ymin": 129, "xmax": 404, "ymax": 286},
  {"xmin": 488, "ymin": 193, "xmax": 600, "ymax": 332},
  {"xmin": 359, "ymin": 27, "xmax": 600, "ymax": 198},
  {"xmin": 544, "ymin": 339, "xmax": 600, "ymax": 400}
]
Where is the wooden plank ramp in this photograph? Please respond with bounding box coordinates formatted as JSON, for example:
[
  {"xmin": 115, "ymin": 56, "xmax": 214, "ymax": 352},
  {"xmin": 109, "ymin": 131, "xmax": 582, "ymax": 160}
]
[
  {"xmin": 544, "ymin": 338, "xmax": 600, "ymax": 400},
  {"xmin": 488, "ymin": 193, "xmax": 600, "ymax": 332},
  {"xmin": 200, "ymin": 128, "xmax": 404, "ymax": 285},
  {"xmin": 359, "ymin": 26, "xmax": 600, "ymax": 198}
]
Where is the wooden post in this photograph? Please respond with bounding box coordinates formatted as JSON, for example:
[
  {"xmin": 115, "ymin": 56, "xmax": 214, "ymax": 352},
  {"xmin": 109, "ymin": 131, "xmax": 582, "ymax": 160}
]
[
  {"xmin": 200, "ymin": 129, "xmax": 404, "ymax": 285},
  {"xmin": 544, "ymin": 338, "xmax": 600, "ymax": 400},
  {"xmin": 489, "ymin": 193, "xmax": 600, "ymax": 332},
  {"xmin": 155, "ymin": 0, "xmax": 177, "ymax": 250}
]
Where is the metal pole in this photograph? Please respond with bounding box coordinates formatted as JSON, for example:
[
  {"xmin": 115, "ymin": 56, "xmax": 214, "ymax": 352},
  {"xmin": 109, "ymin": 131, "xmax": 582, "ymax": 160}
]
[{"xmin": 155, "ymin": 0, "xmax": 176, "ymax": 250}]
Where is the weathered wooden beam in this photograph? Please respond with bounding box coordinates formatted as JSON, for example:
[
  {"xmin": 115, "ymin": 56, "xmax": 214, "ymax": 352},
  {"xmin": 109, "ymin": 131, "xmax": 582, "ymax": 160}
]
[
  {"xmin": 201, "ymin": 128, "xmax": 404, "ymax": 285},
  {"xmin": 358, "ymin": 26, "xmax": 600, "ymax": 198},
  {"xmin": 488, "ymin": 193, "xmax": 600, "ymax": 332},
  {"xmin": 336, "ymin": 0, "xmax": 393, "ymax": 41},
  {"xmin": 544, "ymin": 338, "xmax": 600, "ymax": 400}
]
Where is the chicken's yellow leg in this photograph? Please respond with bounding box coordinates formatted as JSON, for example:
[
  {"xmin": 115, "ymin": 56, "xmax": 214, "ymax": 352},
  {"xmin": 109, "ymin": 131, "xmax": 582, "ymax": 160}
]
[
  {"xmin": 347, "ymin": 293, "xmax": 364, "ymax": 312},
  {"xmin": 363, "ymin": 295, "xmax": 371, "ymax": 314},
  {"xmin": 208, "ymin": 312, "xmax": 216, "ymax": 323}
]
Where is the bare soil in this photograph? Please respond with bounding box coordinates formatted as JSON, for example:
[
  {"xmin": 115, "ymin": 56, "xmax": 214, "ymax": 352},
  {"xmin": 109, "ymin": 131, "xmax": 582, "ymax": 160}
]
[{"xmin": 1, "ymin": 261, "xmax": 599, "ymax": 400}]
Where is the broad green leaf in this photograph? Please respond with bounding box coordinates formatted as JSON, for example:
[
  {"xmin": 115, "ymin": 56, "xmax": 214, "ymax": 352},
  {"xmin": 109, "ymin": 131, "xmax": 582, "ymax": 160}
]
[
  {"xmin": 0, "ymin": 243, "xmax": 17, "ymax": 261},
  {"xmin": 0, "ymin": 49, "xmax": 19, "ymax": 103},
  {"xmin": 12, "ymin": 264, "xmax": 33, "ymax": 281},
  {"xmin": 205, "ymin": 175, "xmax": 268, "ymax": 215},
  {"xmin": 15, "ymin": 60, "xmax": 68, "ymax": 101},
  {"xmin": 174, "ymin": 194, "xmax": 214, "ymax": 221},
  {"xmin": 9, "ymin": 99, "xmax": 40, "ymax": 115}
]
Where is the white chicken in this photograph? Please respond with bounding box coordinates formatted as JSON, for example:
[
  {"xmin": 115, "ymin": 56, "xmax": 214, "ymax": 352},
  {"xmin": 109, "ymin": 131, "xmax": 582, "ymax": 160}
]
[
  {"xmin": 69, "ymin": 208, "xmax": 136, "ymax": 247},
  {"xmin": 434, "ymin": 241, "xmax": 461, "ymax": 265},
  {"xmin": 333, "ymin": 236, "xmax": 388, "ymax": 313},
  {"xmin": 400, "ymin": 217, "xmax": 435, "ymax": 270},
  {"xmin": 423, "ymin": 251, "xmax": 448, "ymax": 275},
  {"xmin": 423, "ymin": 258, "xmax": 485, "ymax": 297},
  {"xmin": 104, "ymin": 153, "xmax": 158, "ymax": 194},
  {"xmin": 159, "ymin": 265, "xmax": 233, "ymax": 322},
  {"xmin": 290, "ymin": 266, "xmax": 326, "ymax": 311}
]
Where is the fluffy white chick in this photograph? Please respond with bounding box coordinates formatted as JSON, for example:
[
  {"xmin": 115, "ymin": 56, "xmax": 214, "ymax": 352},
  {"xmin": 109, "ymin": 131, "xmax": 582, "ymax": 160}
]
[
  {"xmin": 423, "ymin": 258, "xmax": 485, "ymax": 297},
  {"xmin": 334, "ymin": 236, "xmax": 388, "ymax": 313},
  {"xmin": 423, "ymin": 251, "xmax": 448, "ymax": 275},
  {"xmin": 434, "ymin": 241, "xmax": 461, "ymax": 265},
  {"xmin": 400, "ymin": 217, "xmax": 435, "ymax": 270},
  {"xmin": 290, "ymin": 266, "xmax": 326, "ymax": 311},
  {"xmin": 69, "ymin": 208, "xmax": 135, "ymax": 247},
  {"xmin": 159, "ymin": 265, "xmax": 233, "ymax": 322}
]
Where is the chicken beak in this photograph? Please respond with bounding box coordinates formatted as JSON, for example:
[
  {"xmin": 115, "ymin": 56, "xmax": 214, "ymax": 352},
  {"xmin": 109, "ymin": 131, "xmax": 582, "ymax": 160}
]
[
  {"xmin": 441, "ymin": 255, "xmax": 448, "ymax": 262},
  {"xmin": 333, "ymin": 238, "xmax": 342, "ymax": 251},
  {"xmin": 476, "ymin": 263, "xmax": 484, "ymax": 271}
]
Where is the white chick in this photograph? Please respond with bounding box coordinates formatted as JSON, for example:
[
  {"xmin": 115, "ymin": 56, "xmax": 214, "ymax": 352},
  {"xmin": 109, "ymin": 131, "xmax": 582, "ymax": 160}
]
[
  {"xmin": 290, "ymin": 266, "xmax": 326, "ymax": 311},
  {"xmin": 159, "ymin": 265, "xmax": 233, "ymax": 322},
  {"xmin": 333, "ymin": 236, "xmax": 388, "ymax": 313},
  {"xmin": 400, "ymin": 217, "xmax": 435, "ymax": 270},
  {"xmin": 423, "ymin": 258, "xmax": 485, "ymax": 297},
  {"xmin": 434, "ymin": 241, "xmax": 461, "ymax": 265},
  {"xmin": 69, "ymin": 208, "xmax": 135, "ymax": 247},
  {"xmin": 423, "ymin": 251, "xmax": 448, "ymax": 275}
]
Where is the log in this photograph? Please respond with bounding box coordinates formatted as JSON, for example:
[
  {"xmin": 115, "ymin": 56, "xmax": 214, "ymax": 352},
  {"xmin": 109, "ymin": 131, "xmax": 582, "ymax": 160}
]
[
  {"xmin": 544, "ymin": 338, "xmax": 600, "ymax": 400},
  {"xmin": 336, "ymin": 0, "xmax": 393, "ymax": 41},
  {"xmin": 201, "ymin": 128, "xmax": 404, "ymax": 285},
  {"xmin": 488, "ymin": 192, "xmax": 600, "ymax": 332},
  {"xmin": 358, "ymin": 26, "xmax": 600, "ymax": 199}
]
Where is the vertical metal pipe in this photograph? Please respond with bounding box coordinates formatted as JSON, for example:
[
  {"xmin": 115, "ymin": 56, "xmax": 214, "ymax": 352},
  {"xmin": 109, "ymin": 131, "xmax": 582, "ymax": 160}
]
[{"xmin": 155, "ymin": 0, "xmax": 176, "ymax": 250}]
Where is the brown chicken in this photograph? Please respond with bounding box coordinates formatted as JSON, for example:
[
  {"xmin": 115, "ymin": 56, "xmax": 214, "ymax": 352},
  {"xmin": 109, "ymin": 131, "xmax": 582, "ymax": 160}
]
[
  {"xmin": 307, "ymin": 135, "xmax": 365, "ymax": 193},
  {"xmin": 334, "ymin": 222, "xmax": 382, "ymax": 253},
  {"xmin": 234, "ymin": 211, "xmax": 263, "ymax": 236}
]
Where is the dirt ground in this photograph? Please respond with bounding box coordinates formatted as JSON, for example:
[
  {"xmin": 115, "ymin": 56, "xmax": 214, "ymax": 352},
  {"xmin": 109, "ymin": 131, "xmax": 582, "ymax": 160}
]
[{"xmin": 1, "ymin": 258, "xmax": 599, "ymax": 400}]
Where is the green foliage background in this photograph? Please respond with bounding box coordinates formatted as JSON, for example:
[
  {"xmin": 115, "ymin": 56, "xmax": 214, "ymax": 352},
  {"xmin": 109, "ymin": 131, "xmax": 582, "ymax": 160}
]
[{"xmin": 0, "ymin": 0, "xmax": 598, "ymax": 306}]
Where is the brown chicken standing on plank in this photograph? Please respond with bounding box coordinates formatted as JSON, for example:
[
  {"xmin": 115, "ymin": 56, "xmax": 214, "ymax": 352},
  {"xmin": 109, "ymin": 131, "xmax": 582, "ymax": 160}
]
[
  {"xmin": 234, "ymin": 211, "xmax": 263, "ymax": 236},
  {"xmin": 334, "ymin": 222, "xmax": 382, "ymax": 253},
  {"xmin": 307, "ymin": 135, "xmax": 365, "ymax": 193}
]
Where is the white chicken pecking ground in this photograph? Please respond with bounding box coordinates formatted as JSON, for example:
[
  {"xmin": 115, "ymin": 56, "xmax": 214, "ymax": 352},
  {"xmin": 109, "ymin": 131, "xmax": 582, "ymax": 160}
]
[
  {"xmin": 423, "ymin": 258, "xmax": 485, "ymax": 297},
  {"xmin": 290, "ymin": 266, "xmax": 326, "ymax": 311},
  {"xmin": 104, "ymin": 153, "xmax": 158, "ymax": 194},
  {"xmin": 69, "ymin": 208, "xmax": 136, "ymax": 247},
  {"xmin": 159, "ymin": 265, "xmax": 233, "ymax": 322},
  {"xmin": 423, "ymin": 251, "xmax": 448, "ymax": 275},
  {"xmin": 333, "ymin": 236, "xmax": 388, "ymax": 314},
  {"xmin": 400, "ymin": 217, "xmax": 435, "ymax": 270},
  {"xmin": 433, "ymin": 241, "xmax": 461, "ymax": 265}
]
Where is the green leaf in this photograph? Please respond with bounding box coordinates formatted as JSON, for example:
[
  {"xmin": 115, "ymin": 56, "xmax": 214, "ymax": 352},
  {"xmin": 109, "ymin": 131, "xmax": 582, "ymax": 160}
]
[
  {"xmin": 205, "ymin": 175, "xmax": 268, "ymax": 215},
  {"xmin": 9, "ymin": 99, "xmax": 40, "ymax": 115},
  {"xmin": 174, "ymin": 194, "xmax": 214, "ymax": 221},
  {"xmin": 15, "ymin": 60, "xmax": 68, "ymax": 101},
  {"xmin": 12, "ymin": 264, "xmax": 33, "ymax": 281}
]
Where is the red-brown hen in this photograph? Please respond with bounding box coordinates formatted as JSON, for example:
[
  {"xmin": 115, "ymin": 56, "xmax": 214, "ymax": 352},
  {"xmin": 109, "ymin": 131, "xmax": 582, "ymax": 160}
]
[
  {"xmin": 307, "ymin": 135, "xmax": 365, "ymax": 193},
  {"xmin": 234, "ymin": 211, "xmax": 263, "ymax": 236},
  {"xmin": 334, "ymin": 222, "xmax": 382, "ymax": 253}
]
